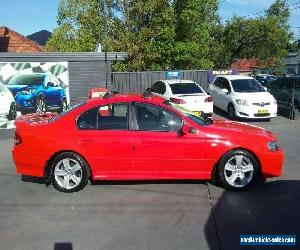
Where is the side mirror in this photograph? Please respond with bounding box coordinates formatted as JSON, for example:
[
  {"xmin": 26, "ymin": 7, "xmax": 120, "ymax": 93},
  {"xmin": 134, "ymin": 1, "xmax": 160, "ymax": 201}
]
[
  {"xmin": 180, "ymin": 124, "xmax": 190, "ymax": 135},
  {"xmin": 146, "ymin": 87, "xmax": 153, "ymax": 92},
  {"xmin": 46, "ymin": 82, "xmax": 55, "ymax": 88},
  {"xmin": 221, "ymin": 88, "xmax": 229, "ymax": 94}
]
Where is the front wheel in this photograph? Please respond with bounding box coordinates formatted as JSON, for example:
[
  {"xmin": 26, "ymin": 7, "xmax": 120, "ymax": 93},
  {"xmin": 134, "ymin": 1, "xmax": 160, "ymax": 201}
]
[
  {"xmin": 51, "ymin": 152, "xmax": 90, "ymax": 193},
  {"xmin": 227, "ymin": 104, "xmax": 236, "ymax": 120},
  {"xmin": 218, "ymin": 150, "xmax": 258, "ymax": 191},
  {"xmin": 8, "ymin": 102, "xmax": 17, "ymax": 120}
]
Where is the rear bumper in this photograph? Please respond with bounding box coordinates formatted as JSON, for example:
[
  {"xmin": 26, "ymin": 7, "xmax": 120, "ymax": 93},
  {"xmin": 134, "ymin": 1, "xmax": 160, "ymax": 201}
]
[
  {"xmin": 12, "ymin": 146, "xmax": 46, "ymax": 177},
  {"xmin": 260, "ymin": 148, "xmax": 284, "ymax": 178}
]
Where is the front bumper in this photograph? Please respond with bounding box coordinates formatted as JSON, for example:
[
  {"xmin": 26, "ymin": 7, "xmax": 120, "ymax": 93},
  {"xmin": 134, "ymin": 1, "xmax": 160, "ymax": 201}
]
[
  {"xmin": 260, "ymin": 147, "xmax": 285, "ymax": 178},
  {"xmin": 235, "ymin": 104, "xmax": 277, "ymax": 119}
]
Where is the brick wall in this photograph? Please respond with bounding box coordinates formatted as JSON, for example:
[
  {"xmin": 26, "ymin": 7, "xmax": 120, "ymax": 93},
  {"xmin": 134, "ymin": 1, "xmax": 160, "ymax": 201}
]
[{"xmin": 0, "ymin": 26, "xmax": 45, "ymax": 52}]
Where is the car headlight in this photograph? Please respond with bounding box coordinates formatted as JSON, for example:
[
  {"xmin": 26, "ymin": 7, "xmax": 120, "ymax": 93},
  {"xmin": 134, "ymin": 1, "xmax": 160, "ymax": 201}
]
[
  {"xmin": 236, "ymin": 99, "xmax": 249, "ymax": 106},
  {"xmin": 20, "ymin": 89, "xmax": 35, "ymax": 95},
  {"xmin": 267, "ymin": 141, "xmax": 278, "ymax": 151}
]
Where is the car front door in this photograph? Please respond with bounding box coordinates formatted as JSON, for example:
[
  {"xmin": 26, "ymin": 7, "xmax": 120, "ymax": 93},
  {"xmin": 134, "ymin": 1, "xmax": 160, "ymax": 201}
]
[
  {"xmin": 131, "ymin": 102, "xmax": 206, "ymax": 177},
  {"xmin": 77, "ymin": 103, "xmax": 135, "ymax": 178}
]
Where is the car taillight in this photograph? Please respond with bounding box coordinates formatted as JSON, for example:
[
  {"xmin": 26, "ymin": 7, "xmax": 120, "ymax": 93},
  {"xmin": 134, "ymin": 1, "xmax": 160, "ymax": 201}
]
[
  {"xmin": 204, "ymin": 96, "xmax": 213, "ymax": 102},
  {"xmin": 14, "ymin": 132, "xmax": 22, "ymax": 145},
  {"xmin": 170, "ymin": 97, "xmax": 186, "ymax": 104}
]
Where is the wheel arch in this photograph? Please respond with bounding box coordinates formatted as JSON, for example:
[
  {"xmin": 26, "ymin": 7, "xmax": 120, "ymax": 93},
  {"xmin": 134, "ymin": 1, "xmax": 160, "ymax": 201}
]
[
  {"xmin": 211, "ymin": 147, "xmax": 262, "ymax": 183},
  {"xmin": 43, "ymin": 150, "xmax": 93, "ymax": 185}
]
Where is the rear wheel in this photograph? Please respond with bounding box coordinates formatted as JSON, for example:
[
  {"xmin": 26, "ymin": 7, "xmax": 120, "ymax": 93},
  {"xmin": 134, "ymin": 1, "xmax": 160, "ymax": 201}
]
[
  {"xmin": 227, "ymin": 103, "xmax": 236, "ymax": 120},
  {"xmin": 218, "ymin": 150, "xmax": 258, "ymax": 191},
  {"xmin": 59, "ymin": 98, "xmax": 68, "ymax": 114},
  {"xmin": 7, "ymin": 102, "xmax": 17, "ymax": 120},
  {"xmin": 51, "ymin": 152, "xmax": 90, "ymax": 193}
]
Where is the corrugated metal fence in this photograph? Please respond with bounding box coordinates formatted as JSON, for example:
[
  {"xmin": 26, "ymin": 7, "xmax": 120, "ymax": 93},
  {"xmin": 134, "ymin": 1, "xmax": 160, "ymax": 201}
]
[{"xmin": 111, "ymin": 70, "xmax": 209, "ymax": 94}]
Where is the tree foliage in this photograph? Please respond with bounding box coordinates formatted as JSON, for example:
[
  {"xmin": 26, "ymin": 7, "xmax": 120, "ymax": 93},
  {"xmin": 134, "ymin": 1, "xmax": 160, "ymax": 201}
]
[{"xmin": 46, "ymin": 0, "xmax": 294, "ymax": 72}]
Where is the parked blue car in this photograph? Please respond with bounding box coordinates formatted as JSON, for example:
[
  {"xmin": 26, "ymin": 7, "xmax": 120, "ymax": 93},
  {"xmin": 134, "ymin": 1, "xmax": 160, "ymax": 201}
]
[{"xmin": 5, "ymin": 73, "xmax": 68, "ymax": 114}]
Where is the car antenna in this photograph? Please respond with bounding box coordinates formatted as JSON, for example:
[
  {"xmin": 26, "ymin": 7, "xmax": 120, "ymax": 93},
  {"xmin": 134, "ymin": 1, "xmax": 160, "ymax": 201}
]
[{"xmin": 142, "ymin": 90, "xmax": 153, "ymax": 99}]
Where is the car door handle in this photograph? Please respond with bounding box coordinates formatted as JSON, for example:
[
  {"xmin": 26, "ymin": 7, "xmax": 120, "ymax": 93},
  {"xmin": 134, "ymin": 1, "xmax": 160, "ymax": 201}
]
[{"xmin": 81, "ymin": 139, "xmax": 95, "ymax": 142}]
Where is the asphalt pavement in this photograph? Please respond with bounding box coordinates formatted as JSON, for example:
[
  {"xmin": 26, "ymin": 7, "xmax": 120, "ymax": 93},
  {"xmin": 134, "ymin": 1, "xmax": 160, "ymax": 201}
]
[{"xmin": 0, "ymin": 114, "xmax": 299, "ymax": 250}]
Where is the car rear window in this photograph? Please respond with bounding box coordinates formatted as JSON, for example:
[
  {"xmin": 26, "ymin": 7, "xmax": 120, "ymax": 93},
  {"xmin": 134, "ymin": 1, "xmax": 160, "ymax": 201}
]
[
  {"xmin": 169, "ymin": 82, "xmax": 204, "ymax": 94},
  {"xmin": 7, "ymin": 74, "xmax": 44, "ymax": 86}
]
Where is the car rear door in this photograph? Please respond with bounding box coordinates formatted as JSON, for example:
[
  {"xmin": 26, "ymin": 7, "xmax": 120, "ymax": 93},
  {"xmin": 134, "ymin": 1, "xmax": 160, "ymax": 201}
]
[
  {"xmin": 131, "ymin": 102, "xmax": 206, "ymax": 177},
  {"xmin": 77, "ymin": 103, "xmax": 135, "ymax": 178}
]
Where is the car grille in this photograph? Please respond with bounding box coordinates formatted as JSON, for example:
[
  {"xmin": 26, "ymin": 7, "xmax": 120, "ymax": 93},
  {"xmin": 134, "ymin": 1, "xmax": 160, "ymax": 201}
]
[
  {"xmin": 254, "ymin": 113, "xmax": 271, "ymax": 117},
  {"xmin": 252, "ymin": 102, "xmax": 270, "ymax": 107}
]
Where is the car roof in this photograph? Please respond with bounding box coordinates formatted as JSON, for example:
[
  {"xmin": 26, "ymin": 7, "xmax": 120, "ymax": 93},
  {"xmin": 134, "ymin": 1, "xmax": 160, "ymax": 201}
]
[
  {"xmin": 86, "ymin": 93, "xmax": 167, "ymax": 106},
  {"xmin": 159, "ymin": 79, "xmax": 197, "ymax": 85},
  {"xmin": 217, "ymin": 75, "xmax": 254, "ymax": 80}
]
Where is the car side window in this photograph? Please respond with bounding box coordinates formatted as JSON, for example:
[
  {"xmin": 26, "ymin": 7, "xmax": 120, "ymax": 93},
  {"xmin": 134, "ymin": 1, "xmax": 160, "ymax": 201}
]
[
  {"xmin": 213, "ymin": 78, "xmax": 222, "ymax": 88},
  {"xmin": 77, "ymin": 107, "xmax": 98, "ymax": 130},
  {"xmin": 77, "ymin": 103, "xmax": 129, "ymax": 130},
  {"xmin": 98, "ymin": 103, "xmax": 129, "ymax": 130},
  {"xmin": 221, "ymin": 78, "xmax": 231, "ymax": 92},
  {"xmin": 134, "ymin": 102, "xmax": 182, "ymax": 132},
  {"xmin": 151, "ymin": 81, "xmax": 166, "ymax": 94}
]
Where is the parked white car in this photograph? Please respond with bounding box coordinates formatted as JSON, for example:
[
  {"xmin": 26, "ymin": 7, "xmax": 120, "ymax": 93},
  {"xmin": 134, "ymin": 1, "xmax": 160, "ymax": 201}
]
[
  {"xmin": 0, "ymin": 83, "xmax": 16, "ymax": 120},
  {"xmin": 148, "ymin": 80, "xmax": 213, "ymax": 117},
  {"xmin": 208, "ymin": 75, "xmax": 277, "ymax": 120}
]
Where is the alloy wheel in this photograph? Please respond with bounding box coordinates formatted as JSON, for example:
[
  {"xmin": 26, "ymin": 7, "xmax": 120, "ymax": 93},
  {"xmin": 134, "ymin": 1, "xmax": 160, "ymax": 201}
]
[
  {"xmin": 36, "ymin": 98, "xmax": 46, "ymax": 113},
  {"xmin": 224, "ymin": 154, "xmax": 254, "ymax": 188},
  {"xmin": 54, "ymin": 158, "xmax": 83, "ymax": 190}
]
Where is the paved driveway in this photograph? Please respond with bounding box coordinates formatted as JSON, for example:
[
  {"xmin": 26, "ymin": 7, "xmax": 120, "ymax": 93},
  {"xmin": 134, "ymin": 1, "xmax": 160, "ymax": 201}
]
[{"xmin": 0, "ymin": 114, "xmax": 299, "ymax": 250}]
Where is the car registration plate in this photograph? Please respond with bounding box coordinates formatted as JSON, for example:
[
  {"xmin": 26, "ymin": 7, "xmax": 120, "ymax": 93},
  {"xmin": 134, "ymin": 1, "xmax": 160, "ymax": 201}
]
[{"xmin": 258, "ymin": 109, "xmax": 268, "ymax": 114}]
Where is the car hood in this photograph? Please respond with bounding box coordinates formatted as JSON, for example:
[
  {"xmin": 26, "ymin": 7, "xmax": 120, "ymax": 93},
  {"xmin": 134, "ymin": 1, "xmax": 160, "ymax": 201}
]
[
  {"xmin": 208, "ymin": 119, "xmax": 276, "ymax": 140},
  {"xmin": 232, "ymin": 91, "xmax": 275, "ymax": 103}
]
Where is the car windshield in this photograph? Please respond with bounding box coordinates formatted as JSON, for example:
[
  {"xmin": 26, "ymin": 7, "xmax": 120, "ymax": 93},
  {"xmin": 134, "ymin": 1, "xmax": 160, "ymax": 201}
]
[
  {"xmin": 49, "ymin": 101, "xmax": 85, "ymax": 123},
  {"xmin": 170, "ymin": 82, "xmax": 204, "ymax": 94},
  {"xmin": 7, "ymin": 75, "xmax": 44, "ymax": 86},
  {"xmin": 0, "ymin": 84, "xmax": 8, "ymax": 92},
  {"xmin": 231, "ymin": 79, "xmax": 266, "ymax": 93},
  {"xmin": 163, "ymin": 101, "xmax": 207, "ymax": 126}
]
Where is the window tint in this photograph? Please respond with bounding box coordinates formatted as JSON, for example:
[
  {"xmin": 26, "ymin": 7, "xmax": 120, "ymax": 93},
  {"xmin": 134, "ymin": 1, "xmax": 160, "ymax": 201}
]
[
  {"xmin": 135, "ymin": 102, "xmax": 182, "ymax": 132},
  {"xmin": 213, "ymin": 78, "xmax": 222, "ymax": 88},
  {"xmin": 170, "ymin": 82, "xmax": 203, "ymax": 94},
  {"xmin": 98, "ymin": 103, "xmax": 128, "ymax": 130},
  {"xmin": 77, "ymin": 103, "xmax": 129, "ymax": 130},
  {"xmin": 151, "ymin": 81, "xmax": 166, "ymax": 94},
  {"xmin": 7, "ymin": 74, "xmax": 44, "ymax": 86},
  {"xmin": 77, "ymin": 108, "xmax": 98, "ymax": 129},
  {"xmin": 221, "ymin": 78, "xmax": 231, "ymax": 91}
]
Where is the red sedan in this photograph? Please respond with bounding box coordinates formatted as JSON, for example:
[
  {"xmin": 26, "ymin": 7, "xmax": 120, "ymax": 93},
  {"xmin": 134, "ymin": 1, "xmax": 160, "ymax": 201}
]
[{"xmin": 12, "ymin": 92, "xmax": 284, "ymax": 192}]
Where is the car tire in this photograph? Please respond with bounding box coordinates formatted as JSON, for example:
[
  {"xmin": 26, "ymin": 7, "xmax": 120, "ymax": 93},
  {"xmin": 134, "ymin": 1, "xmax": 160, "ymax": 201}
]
[
  {"xmin": 227, "ymin": 103, "xmax": 236, "ymax": 120},
  {"xmin": 36, "ymin": 96, "xmax": 46, "ymax": 113},
  {"xmin": 59, "ymin": 98, "xmax": 68, "ymax": 114},
  {"xmin": 218, "ymin": 150, "xmax": 258, "ymax": 191},
  {"xmin": 51, "ymin": 152, "xmax": 90, "ymax": 193},
  {"xmin": 7, "ymin": 102, "xmax": 17, "ymax": 120}
]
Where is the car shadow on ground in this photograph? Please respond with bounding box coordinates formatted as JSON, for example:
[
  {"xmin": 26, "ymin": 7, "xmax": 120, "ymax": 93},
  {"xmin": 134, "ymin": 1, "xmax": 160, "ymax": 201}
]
[
  {"xmin": 205, "ymin": 180, "xmax": 300, "ymax": 250},
  {"xmin": 21, "ymin": 175, "xmax": 45, "ymax": 184}
]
